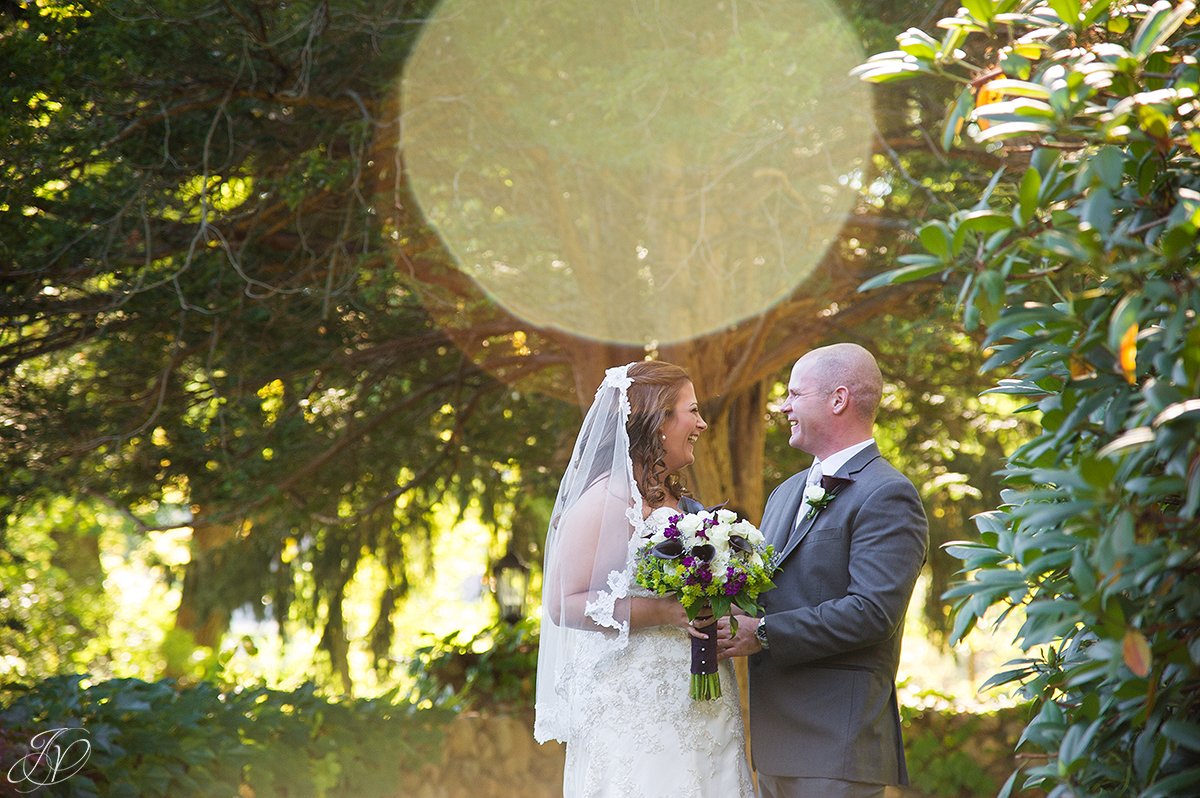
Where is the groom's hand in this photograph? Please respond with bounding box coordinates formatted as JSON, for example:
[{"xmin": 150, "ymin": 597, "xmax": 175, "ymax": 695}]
[{"xmin": 716, "ymin": 616, "xmax": 763, "ymax": 659}]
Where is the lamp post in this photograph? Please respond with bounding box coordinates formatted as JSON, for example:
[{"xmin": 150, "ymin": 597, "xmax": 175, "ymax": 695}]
[{"xmin": 492, "ymin": 549, "xmax": 530, "ymax": 625}]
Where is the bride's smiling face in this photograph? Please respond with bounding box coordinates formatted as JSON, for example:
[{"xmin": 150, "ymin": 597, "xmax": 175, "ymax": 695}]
[{"xmin": 660, "ymin": 381, "xmax": 707, "ymax": 473}]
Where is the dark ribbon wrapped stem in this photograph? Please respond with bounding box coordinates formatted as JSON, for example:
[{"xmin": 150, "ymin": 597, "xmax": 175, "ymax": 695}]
[
  {"xmin": 690, "ymin": 611, "xmax": 721, "ymax": 700},
  {"xmin": 692, "ymin": 627, "xmax": 718, "ymax": 675}
]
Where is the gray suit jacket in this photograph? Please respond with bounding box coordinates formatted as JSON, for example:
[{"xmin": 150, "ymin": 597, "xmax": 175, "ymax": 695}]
[{"xmin": 750, "ymin": 443, "xmax": 928, "ymax": 784}]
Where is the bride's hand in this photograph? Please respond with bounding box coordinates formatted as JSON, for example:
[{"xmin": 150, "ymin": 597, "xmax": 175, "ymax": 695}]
[{"xmin": 665, "ymin": 600, "xmax": 715, "ymax": 640}]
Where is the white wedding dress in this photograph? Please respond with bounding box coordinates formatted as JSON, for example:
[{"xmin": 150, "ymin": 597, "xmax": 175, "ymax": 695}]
[{"xmin": 559, "ymin": 507, "xmax": 755, "ymax": 797}]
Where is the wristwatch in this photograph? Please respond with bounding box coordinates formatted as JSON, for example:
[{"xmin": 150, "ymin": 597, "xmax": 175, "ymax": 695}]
[{"xmin": 754, "ymin": 617, "xmax": 769, "ymax": 650}]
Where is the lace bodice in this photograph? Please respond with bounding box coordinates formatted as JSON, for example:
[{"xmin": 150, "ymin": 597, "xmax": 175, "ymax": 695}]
[{"xmin": 560, "ymin": 504, "xmax": 754, "ymax": 797}]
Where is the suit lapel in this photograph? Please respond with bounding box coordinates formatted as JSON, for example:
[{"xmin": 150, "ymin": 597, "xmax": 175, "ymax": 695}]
[
  {"xmin": 767, "ymin": 469, "xmax": 810, "ymax": 552},
  {"xmin": 776, "ymin": 444, "xmax": 884, "ymax": 563},
  {"xmin": 779, "ymin": 501, "xmax": 819, "ymax": 562}
]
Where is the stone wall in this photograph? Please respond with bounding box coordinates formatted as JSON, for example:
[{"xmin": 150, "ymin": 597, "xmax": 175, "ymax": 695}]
[
  {"xmin": 414, "ymin": 706, "xmax": 1037, "ymax": 798},
  {"xmin": 412, "ymin": 712, "xmax": 564, "ymax": 798}
]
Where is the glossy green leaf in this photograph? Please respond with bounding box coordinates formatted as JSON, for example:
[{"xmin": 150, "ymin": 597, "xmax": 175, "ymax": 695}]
[
  {"xmin": 918, "ymin": 220, "xmax": 954, "ymax": 257},
  {"xmin": 1162, "ymin": 720, "xmax": 1200, "ymax": 752},
  {"xmin": 858, "ymin": 261, "xmax": 945, "ymax": 292},
  {"xmin": 1092, "ymin": 145, "xmax": 1126, "ymax": 189},
  {"xmin": 1147, "ymin": 768, "xmax": 1200, "ymax": 797},
  {"xmin": 1019, "ymin": 167, "xmax": 1042, "ymax": 225},
  {"xmin": 897, "ymin": 27, "xmax": 940, "ymax": 59},
  {"xmin": 975, "ymin": 119, "xmax": 1055, "ymax": 142},
  {"xmin": 1082, "ymin": 0, "xmax": 1115, "ymax": 27},
  {"xmin": 944, "ymin": 85, "xmax": 976, "ymax": 151},
  {"xmin": 1131, "ymin": 0, "xmax": 1196, "ymax": 60},
  {"xmin": 962, "ymin": 0, "xmax": 997, "ymax": 24}
]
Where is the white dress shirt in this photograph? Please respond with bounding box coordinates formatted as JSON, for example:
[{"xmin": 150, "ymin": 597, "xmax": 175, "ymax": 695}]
[{"xmin": 794, "ymin": 438, "xmax": 876, "ymax": 529}]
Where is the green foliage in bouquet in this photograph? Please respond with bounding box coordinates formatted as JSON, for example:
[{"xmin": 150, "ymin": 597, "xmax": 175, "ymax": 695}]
[
  {"xmin": 857, "ymin": 2, "xmax": 1200, "ymax": 796},
  {"xmin": 0, "ymin": 675, "xmax": 451, "ymax": 797}
]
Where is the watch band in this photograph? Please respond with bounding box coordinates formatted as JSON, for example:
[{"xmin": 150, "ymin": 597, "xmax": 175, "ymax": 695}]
[{"xmin": 754, "ymin": 617, "xmax": 769, "ymax": 650}]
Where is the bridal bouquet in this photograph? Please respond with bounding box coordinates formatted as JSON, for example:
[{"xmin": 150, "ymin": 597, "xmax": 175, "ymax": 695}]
[{"xmin": 634, "ymin": 506, "xmax": 778, "ymax": 700}]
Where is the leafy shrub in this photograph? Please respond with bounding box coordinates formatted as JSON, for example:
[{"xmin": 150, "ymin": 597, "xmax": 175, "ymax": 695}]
[
  {"xmin": 858, "ymin": 1, "xmax": 1200, "ymax": 796},
  {"xmin": 406, "ymin": 619, "xmax": 538, "ymax": 711},
  {"xmin": 901, "ymin": 705, "xmax": 1024, "ymax": 797},
  {"xmin": 0, "ymin": 675, "xmax": 452, "ymax": 797}
]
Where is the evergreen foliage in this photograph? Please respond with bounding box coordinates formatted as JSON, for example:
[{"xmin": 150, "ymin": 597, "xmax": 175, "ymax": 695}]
[
  {"xmin": 858, "ymin": 1, "xmax": 1200, "ymax": 794},
  {"xmin": 0, "ymin": 675, "xmax": 451, "ymax": 797},
  {"xmin": 0, "ymin": 0, "xmax": 570, "ymax": 687}
]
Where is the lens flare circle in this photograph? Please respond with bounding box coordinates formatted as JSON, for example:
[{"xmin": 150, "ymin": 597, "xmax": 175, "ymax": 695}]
[{"xmin": 402, "ymin": 0, "xmax": 872, "ymax": 345}]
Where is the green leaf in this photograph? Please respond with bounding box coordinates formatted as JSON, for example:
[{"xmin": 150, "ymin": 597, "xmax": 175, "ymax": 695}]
[
  {"xmin": 1070, "ymin": 549, "xmax": 1097, "ymax": 596},
  {"xmin": 1137, "ymin": 104, "xmax": 1173, "ymax": 140},
  {"xmin": 944, "ymin": 85, "xmax": 975, "ymax": 151},
  {"xmin": 1153, "ymin": 398, "xmax": 1200, "ymax": 427},
  {"xmin": 955, "ymin": 208, "xmax": 1012, "ymax": 234},
  {"xmin": 1019, "ymin": 167, "xmax": 1042, "ymax": 225},
  {"xmin": 996, "ymin": 768, "xmax": 1022, "ymax": 798},
  {"xmin": 1142, "ymin": 766, "xmax": 1200, "ymax": 797},
  {"xmin": 975, "ymin": 119, "xmax": 1055, "ymax": 142},
  {"xmin": 1093, "ymin": 145, "xmax": 1126, "ymax": 189},
  {"xmin": 948, "ymin": 603, "xmax": 979, "ymax": 645},
  {"xmin": 1134, "ymin": 725, "xmax": 1165, "ymax": 783},
  {"xmin": 985, "ymin": 79, "xmax": 1052, "ymax": 99},
  {"xmin": 1162, "ymin": 720, "xmax": 1200, "ymax": 752},
  {"xmin": 975, "ymin": 97, "xmax": 1057, "ymax": 122},
  {"xmin": 1107, "ymin": 294, "xmax": 1142, "ymax": 352},
  {"xmin": 918, "ymin": 220, "xmax": 954, "ymax": 257},
  {"xmin": 1060, "ymin": 720, "xmax": 1102, "ymax": 769},
  {"xmin": 1131, "ymin": 0, "xmax": 1196, "ymax": 60},
  {"xmin": 980, "ymin": 665, "xmax": 1037, "ymax": 691},
  {"xmin": 1082, "ymin": 0, "xmax": 1115, "ymax": 27},
  {"xmin": 858, "ymin": 261, "xmax": 945, "ymax": 292},
  {"xmin": 1034, "ymin": 230, "xmax": 1091, "ymax": 260},
  {"xmin": 1081, "ymin": 189, "xmax": 1117, "ymax": 235},
  {"xmin": 939, "ymin": 24, "xmax": 970, "ymax": 58},
  {"xmin": 851, "ymin": 59, "xmax": 928, "ymax": 83},
  {"xmin": 1097, "ymin": 426, "xmax": 1154, "ymax": 457},
  {"xmin": 1047, "ymin": 0, "xmax": 1083, "ymax": 25},
  {"xmin": 897, "ymin": 27, "xmax": 940, "ymax": 59},
  {"xmin": 962, "ymin": 0, "xmax": 997, "ymax": 24}
]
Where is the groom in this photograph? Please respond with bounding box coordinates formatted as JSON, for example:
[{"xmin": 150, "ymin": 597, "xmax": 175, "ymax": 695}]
[{"xmin": 718, "ymin": 343, "xmax": 928, "ymax": 798}]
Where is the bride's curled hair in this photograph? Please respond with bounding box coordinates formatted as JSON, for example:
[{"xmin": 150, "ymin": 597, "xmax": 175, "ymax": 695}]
[{"xmin": 625, "ymin": 361, "xmax": 693, "ymax": 507}]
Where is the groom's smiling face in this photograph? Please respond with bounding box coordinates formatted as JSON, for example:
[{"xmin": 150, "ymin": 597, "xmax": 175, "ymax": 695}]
[{"xmin": 782, "ymin": 360, "xmax": 829, "ymax": 455}]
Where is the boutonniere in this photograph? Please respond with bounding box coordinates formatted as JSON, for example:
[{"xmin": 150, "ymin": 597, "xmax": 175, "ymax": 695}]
[{"xmin": 803, "ymin": 475, "xmax": 854, "ymax": 519}]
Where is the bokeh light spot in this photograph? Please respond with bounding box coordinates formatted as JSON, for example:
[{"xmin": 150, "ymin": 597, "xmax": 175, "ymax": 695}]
[{"xmin": 402, "ymin": 0, "xmax": 873, "ymax": 345}]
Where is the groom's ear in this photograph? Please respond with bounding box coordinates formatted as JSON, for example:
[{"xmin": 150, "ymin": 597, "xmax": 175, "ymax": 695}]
[{"xmin": 829, "ymin": 385, "xmax": 850, "ymax": 415}]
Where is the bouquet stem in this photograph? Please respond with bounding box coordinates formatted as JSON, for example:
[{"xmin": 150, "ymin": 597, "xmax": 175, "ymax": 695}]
[{"xmin": 689, "ymin": 625, "xmax": 721, "ymax": 700}]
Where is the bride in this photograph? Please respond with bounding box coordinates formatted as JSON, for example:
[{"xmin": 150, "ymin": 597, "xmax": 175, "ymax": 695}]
[{"xmin": 534, "ymin": 361, "xmax": 754, "ymax": 797}]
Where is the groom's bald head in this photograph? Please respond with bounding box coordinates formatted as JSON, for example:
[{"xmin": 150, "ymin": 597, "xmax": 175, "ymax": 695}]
[{"xmin": 795, "ymin": 343, "xmax": 883, "ymax": 424}]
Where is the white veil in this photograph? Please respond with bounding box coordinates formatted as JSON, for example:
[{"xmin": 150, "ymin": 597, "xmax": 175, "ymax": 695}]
[{"xmin": 534, "ymin": 363, "xmax": 646, "ymax": 744}]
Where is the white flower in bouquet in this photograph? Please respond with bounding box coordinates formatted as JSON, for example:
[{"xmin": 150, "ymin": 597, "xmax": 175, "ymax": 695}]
[
  {"xmin": 733, "ymin": 519, "xmax": 764, "ymax": 546},
  {"xmin": 707, "ymin": 521, "xmax": 731, "ymax": 548},
  {"xmin": 676, "ymin": 513, "xmax": 705, "ymax": 537}
]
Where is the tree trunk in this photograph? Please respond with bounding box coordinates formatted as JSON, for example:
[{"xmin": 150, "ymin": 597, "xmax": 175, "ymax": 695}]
[{"xmin": 166, "ymin": 514, "xmax": 235, "ymax": 677}]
